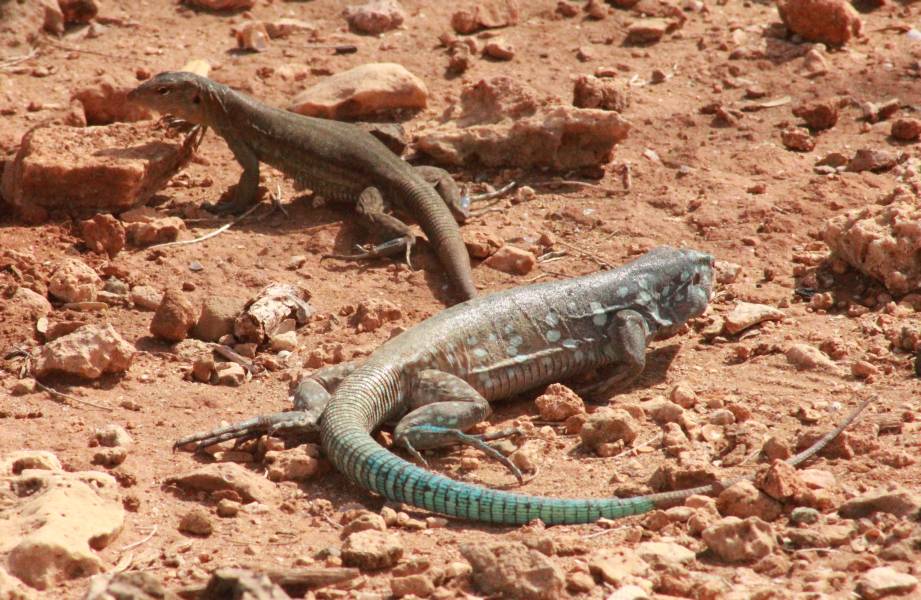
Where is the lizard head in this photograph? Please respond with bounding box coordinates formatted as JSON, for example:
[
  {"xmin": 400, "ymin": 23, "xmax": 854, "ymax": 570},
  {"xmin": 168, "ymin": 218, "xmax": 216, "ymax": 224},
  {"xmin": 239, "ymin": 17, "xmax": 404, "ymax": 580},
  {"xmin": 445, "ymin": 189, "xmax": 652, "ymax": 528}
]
[
  {"xmin": 128, "ymin": 71, "xmax": 212, "ymax": 124},
  {"xmin": 622, "ymin": 246, "xmax": 714, "ymax": 339}
]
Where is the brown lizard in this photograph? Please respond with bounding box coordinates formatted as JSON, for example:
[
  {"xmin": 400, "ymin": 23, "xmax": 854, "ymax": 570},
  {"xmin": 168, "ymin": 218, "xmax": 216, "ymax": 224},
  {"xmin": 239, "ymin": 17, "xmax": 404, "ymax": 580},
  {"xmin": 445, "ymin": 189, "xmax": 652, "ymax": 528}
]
[{"xmin": 128, "ymin": 71, "xmax": 501, "ymax": 303}]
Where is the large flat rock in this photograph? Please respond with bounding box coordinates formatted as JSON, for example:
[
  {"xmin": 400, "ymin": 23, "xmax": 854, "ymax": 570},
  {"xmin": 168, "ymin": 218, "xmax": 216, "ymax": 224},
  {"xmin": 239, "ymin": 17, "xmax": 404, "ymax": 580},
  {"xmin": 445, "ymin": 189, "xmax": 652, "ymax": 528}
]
[{"xmin": 1, "ymin": 121, "xmax": 201, "ymax": 221}]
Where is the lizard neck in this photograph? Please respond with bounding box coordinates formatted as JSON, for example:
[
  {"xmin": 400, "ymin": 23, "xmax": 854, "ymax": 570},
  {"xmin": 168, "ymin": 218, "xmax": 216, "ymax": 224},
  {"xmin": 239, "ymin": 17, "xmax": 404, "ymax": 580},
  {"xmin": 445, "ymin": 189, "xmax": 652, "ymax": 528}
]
[{"xmin": 197, "ymin": 80, "xmax": 236, "ymax": 132}]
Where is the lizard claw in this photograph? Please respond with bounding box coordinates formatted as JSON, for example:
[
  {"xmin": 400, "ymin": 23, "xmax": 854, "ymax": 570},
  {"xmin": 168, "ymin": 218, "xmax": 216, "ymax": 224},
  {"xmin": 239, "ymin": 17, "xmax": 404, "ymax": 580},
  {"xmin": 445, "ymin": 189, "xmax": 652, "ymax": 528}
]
[
  {"xmin": 396, "ymin": 425, "xmax": 525, "ymax": 484},
  {"xmin": 401, "ymin": 439, "xmax": 430, "ymax": 468},
  {"xmin": 321, "ymin": 236, "xmax": 415, "ymax": 265},
  {"xmin": 464, "ymin": 180, "xmax": 517, "ymax": 204}
]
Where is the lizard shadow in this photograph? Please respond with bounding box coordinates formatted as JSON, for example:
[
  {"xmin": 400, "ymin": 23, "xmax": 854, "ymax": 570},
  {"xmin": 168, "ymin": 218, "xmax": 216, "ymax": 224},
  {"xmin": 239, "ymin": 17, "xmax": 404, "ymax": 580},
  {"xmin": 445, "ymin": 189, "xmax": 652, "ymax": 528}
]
[{"xmin": 322, "ymin": 223, "xmax": 459, "ymax": 305}]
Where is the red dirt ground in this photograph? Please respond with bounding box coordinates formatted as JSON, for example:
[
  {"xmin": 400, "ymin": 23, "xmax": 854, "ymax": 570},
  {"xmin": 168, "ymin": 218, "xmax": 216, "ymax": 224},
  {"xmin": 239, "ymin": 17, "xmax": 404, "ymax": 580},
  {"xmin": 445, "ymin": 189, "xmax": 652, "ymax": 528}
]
[{"xmin": 1, "ymin": 1, "xmax": 919, "ymax": 598}]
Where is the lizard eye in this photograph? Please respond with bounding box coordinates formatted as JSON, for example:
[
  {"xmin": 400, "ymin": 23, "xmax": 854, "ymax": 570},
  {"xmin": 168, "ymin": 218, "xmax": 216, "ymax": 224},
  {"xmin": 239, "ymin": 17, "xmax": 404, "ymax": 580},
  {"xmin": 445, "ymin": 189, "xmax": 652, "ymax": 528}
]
[
  {"xmin": 157, "ymin": 87, "xmax": 169, "ymax": 95},
  {"xmin": 192, "ymin": 94, "xmax": 201, "ymax": 105}
]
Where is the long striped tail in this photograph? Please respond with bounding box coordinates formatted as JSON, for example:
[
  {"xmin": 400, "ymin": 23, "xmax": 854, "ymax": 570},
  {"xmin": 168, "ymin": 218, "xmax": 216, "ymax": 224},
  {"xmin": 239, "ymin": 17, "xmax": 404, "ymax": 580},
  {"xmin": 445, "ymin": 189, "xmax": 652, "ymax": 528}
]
[
  {"xmin": 403, "ymin": 182, "xmax": 477, "ymax": 301},
  {"xmin": 322, "ymin": 368, "xmax": 872, "ymax": 525}
]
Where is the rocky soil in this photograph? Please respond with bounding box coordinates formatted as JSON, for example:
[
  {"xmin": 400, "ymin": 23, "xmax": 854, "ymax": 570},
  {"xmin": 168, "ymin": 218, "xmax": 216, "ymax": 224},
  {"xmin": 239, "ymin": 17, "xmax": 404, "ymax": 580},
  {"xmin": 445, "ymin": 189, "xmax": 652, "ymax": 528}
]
[{"xmin": 1, "ymin": 0, "xmax": 920, "ymax": 599}]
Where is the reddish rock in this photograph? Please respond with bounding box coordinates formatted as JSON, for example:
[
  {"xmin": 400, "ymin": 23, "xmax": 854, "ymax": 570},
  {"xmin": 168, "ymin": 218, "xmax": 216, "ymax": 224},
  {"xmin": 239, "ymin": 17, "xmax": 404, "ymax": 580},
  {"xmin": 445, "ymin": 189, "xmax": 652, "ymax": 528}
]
[
  {"xmin": 460, "ymin": 541, "xmax": 563, "ymax": 600},
  {"xmin": 702, "ymin": 516, "xmax": 776, "ymax": 562},
  {"xmin": 193, "ymin": 296, "xmax": 247, "ymax": 342},
  {"xmin": 484, "ymin": 39, "xmax": 515, "ymax": 60},
  {"xmin": 856, "ymin": 567, "xmax": 918, "ymax": 600},
  {"xmin": 716, "ymin": 481, "xmax": 782, "ymax": 521},
  {"xmin": 351, "ymin": 299, "xmax": 402, "ymax": 332},
  {"xmin": 848, "ymin": 148, "xmax": 898, "ymax": 173},
  {"xmin": 289, "ymin": 63, "xmax": 427, "ymax": 120},
  {"xmin": 838, "ymin": 489, "xmax": 921, "ymax": 519},
  {"xmin": 150, "ymin": 290, "xmax": 198, "ymax": 343},
  {"xmin": 890, "ymin": 118, "xmax": 921, "ymax": 142},
  {"xmin": 0, "ymin": 122, "xmax": 201, "ymax": 220},
  {"xmin": 234, "ymin": 20, "xmax": 270, "ymax": 52},
  {"xmin": 71, "ymin": 76, "xmax": 153, "ymax": 125},
  {"xmin": 58, "ymin": 0, "xmax": 98, "ymax": 24},
  {"xmin": 823, "ymin": 201, "xmax": 921, "ymax": 294},
  {"xmin": 556, "ymin": 1, "xmax": 579, "ymax": 17},
  {"xmin": 415, "ymin": 77, "xmax": 630, "ymax": 170},
  {"xmin": 781, "ymin": 128, "xmax": 815, "ymax": 152},
  {"xmin": 343, "ymin": 0, "xmax": 406, "ymax": 34},
  {"xmin": 776, "ymin": 0, "xmax": 862, "ymax": 46},
  {"xmin": 341, "ymin": 530, "xmax": 403, "ymax": 570},
  {"xmin": 35, "ymin": 324, "xmax": 135, "ymax": 380},
  {"xmin": 265, "ymin": 445, "xmax": 323, "ymax": 482},
  {"xmin": 80, "ymin": 214, "xmax": 126, "ymax": 258},
  {"xmin": 48, "ymin": 258, "xmax": 101, "ymax": 303},
  {"xmin": 121, "ymin": 207, "xmax": 186, "ymax": 247},
  {"xmin": 10, "ymin": 287, "xmax": 53, "ymax": 318},
  {"xmin": 178, "ymin": 507, "xmax": 213, "ymax": 536},
  {"xmin": 580, "ymin": 408, "xmax": 638, "ymax": 453},
  {"xmin": 183, "ymin": 0, "xmax": 255, "ymax": 10},
  {"xmin": 451, "ymin": 0, "xmax": 520, "ymax": 34},
  {"xmin": 464, "ymin": 229, "xmax": 503, "ymax": 258},
  {"xmin": 572, "ymin": 75, "xmax": 630, "ymax": 112},
  {"xmin": 483, "ymin": 245, "xmax": 536, "ymax": 275},
  {"xmin": 756, "ymin": 460, "xmax": 812, "ymax": 504},
  {"xmin": 585, "ymin": 0, "xmax": 607, "ymax": 19},
  {"xmin": 626, "ymin": 18, "xmax": 672, "ymax": 44},
  {"xmin": 534, "ymin": 383, "xmax": 585, "ymax": 421},
  {"xmin": 792, "ymin": 100, "xmax": 838, "ymax": 131}
]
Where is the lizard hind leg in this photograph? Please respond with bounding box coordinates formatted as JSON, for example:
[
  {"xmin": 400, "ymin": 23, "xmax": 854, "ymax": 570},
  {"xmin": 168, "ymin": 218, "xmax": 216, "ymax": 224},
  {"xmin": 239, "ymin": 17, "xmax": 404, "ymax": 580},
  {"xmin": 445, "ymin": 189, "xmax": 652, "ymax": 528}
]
[
  {"xmin": 393, "ymin": 369, "xmax": 524, "ymax": 482},
  {"xmin": 174, "ymin": 362, "xmax": 360, "ymax": 453},
  {"xmin": 173, "ymin": 411, "xmax": 320, "ymax": 453},
  {"xmin": 320, "ymin": 187, "xmax": 416, "ymax": 268}
]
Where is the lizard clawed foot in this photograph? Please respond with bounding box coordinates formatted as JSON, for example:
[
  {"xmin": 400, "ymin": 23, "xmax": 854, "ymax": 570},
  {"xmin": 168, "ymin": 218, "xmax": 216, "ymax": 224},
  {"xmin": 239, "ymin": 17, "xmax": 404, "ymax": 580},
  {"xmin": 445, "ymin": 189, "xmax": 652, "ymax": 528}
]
[
  {"xmin": 465, "ymin": 181, "xmax": 517, "ymax": 204},
  {"xmin": 204, "ymin": 197, "xmax": 257, "ymax": 216},
  {"xmin": 173, "ymin": 410, "xmax": 319, "ymax": 453},
  {"xmin": 321, "ymin": 236, "xmax": 415, "ymax": 270},
  {"xmin": 396, "ymin": 425, "xmax": 525, "ymax": 484},
  {"xmin": 454, "ymin": 181, "xmax": 517, "ymax": 222},
  {"xmin": 161, "ymin": 116, "xmax": 194, "ymax": 133}
]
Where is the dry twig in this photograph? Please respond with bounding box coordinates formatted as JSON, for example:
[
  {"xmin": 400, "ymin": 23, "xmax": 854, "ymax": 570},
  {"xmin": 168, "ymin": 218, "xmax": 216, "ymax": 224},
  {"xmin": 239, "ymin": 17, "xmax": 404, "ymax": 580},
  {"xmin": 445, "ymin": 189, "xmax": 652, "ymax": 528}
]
[
  {"xmin": 146, "ymin": 202, "xmax": 261, "ymax": 250},
  {"xmin": 34, "ymin": 380, "xmax": 111, "ymax": 410},
  {"xmin": 554, "ymin": 239, "xmax": 615, "ymax": 268}
]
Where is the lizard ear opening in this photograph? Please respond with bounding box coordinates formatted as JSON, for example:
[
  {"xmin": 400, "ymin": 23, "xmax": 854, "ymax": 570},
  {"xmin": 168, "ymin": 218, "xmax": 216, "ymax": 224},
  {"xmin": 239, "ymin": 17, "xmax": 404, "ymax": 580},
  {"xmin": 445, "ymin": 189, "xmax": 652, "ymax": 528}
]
[{"xmin": 192, "ymin": 93, "xmax": 201, "ymax": 105}]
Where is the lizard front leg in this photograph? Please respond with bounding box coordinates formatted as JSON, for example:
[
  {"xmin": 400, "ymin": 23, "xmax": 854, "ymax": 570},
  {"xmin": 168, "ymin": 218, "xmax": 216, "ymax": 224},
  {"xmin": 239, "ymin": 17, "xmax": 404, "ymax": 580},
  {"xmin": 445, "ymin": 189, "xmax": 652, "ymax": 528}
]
[
  {"xmin": 322, "ymin": 187, "xmax": 416, "ymax": 266},
  {"xmin": 207, "ymin": 135, "xmax": 261, "ymax": 215},
  {"xmin": 393, "ymin": 369, "xmax": 524, "ymax": 482},
  {"xmin": 569, "ymin": 309, "xmax": 649, "ymax": 403},
  {"xmin": 174, "ymin": 362, "xmax": 359, "ymax": 452}
]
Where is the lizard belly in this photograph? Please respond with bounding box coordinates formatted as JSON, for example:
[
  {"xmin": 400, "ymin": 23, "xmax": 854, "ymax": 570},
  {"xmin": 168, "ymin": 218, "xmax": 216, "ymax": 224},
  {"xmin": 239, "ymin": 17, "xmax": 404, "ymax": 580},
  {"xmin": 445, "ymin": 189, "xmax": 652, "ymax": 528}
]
[{"xmin": 464, "ymin": 336, "xmax": 611, "ymax": 401}]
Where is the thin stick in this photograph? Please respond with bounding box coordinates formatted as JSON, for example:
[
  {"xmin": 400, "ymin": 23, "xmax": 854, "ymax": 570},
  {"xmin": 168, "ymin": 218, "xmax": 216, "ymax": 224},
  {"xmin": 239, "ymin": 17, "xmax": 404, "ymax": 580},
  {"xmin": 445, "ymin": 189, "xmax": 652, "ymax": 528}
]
[
  {"xmin": 585, "ymin": 525, "xmax": 628, "ymax": 539},
  {"xmin": 610, "ymin": 432, "xmax": 661, "ymax": 460},
  {"xmin": 41, "ymin": 39, "xmax": 121, "ymax": 60},
  {"xmin": 554, "ymin": 239, "xmax": 615, "ymax": 268},
  {"xmin": 34, "ymin": 380, "xmax": 111, "ymax": 410},
  {"xmin": 120, "ymin": 526, "xmax": 158, "ymax": 552},
  {"xmin": 0, "ymin": 47, "xmax": 38, "ymax": 69},
  {"xmin": 523, "ymin": 273, "xmax": 550, "ymax": 283},
  {"xmin": 529, "ymin": 179, "xmax": 612, "ymax": 192},
  {"xmin": 146, "ymin": 202, "xmax": 261, "ymax": 250}
]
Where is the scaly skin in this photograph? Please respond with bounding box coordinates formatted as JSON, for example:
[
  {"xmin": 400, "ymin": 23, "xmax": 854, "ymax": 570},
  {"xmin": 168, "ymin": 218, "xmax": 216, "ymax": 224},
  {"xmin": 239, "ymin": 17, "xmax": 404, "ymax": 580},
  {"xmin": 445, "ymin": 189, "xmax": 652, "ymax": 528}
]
[
  {"xmin": 128, "ymin": 71, "xmax": 477, "ymax": 302},
  {"xmin": 176, "ymin": 247, "xmax": 870, "ymax": 525}
]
